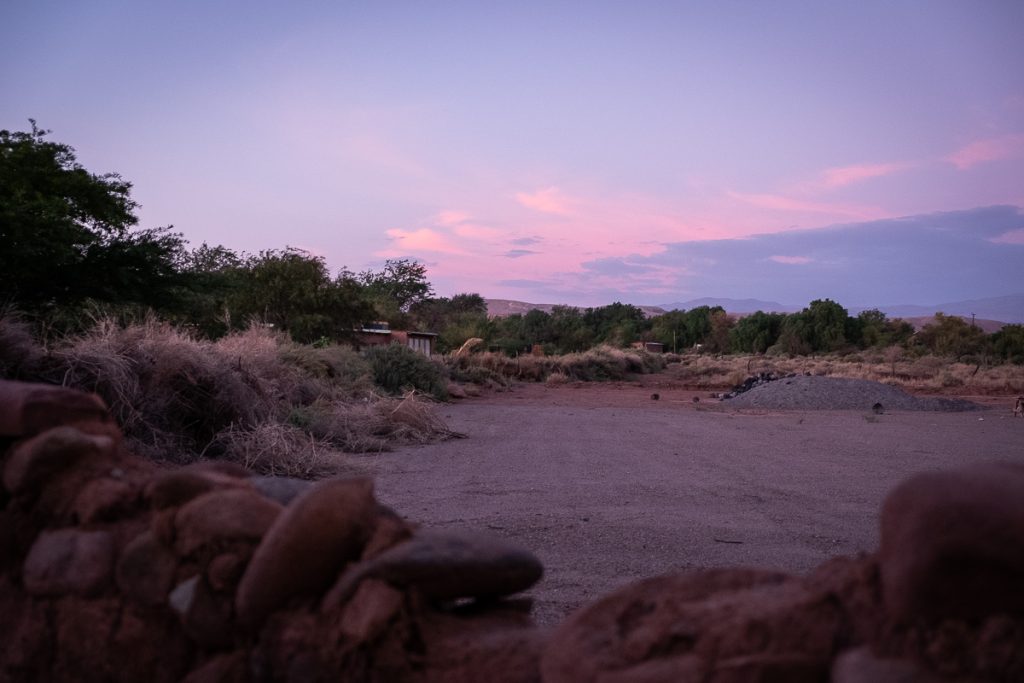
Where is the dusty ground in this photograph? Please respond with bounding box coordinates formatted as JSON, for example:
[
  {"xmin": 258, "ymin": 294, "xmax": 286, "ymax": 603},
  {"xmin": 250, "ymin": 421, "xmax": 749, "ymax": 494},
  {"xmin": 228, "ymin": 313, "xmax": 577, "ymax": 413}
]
[{"xmin": 364, "ymin": 374, "xmax": 1023, "ymax": 627}]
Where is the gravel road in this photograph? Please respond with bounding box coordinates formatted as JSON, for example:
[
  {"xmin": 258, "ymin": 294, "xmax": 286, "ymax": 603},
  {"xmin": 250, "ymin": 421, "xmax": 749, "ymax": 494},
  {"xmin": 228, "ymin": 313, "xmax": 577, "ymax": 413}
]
[{"xmin": 363, "ymin": 381, "xmax": 1022, "ymax": 627}]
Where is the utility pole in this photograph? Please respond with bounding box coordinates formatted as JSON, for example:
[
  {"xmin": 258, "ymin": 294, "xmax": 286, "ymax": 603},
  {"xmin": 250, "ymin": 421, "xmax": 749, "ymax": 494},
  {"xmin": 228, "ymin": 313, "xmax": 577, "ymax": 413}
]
[{"xmin": 971, "ymin": 312, "xmax": 976, "ymax": 329}]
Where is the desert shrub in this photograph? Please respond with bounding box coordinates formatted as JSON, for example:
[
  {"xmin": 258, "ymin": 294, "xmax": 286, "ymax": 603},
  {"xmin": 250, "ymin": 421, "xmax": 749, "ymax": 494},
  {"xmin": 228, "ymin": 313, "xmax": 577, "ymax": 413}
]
[
  {"xmin": 1, "ymin": 319, "xmax": 458, "ymax": 467},
  {"xmin": 213, "ymin": 422, "xmax": 336, "ymax": 478},
  {"xmin": 364, "ymin": 343, "xmax": 447, "ymax": 400},
  {"xmin": 0, "ymin": 311, "xmax": 46, "ymax": 380},
  {"xmin": 52, "ymin": 319, "xmax": 276, "ymax": 460},
  {"xmin": 280, "ymin": 343, "xmax": 373, "ymax": 397},
  {"xmin": 545, "ymin": 372, "xmax": 570, "ymax": 385}
]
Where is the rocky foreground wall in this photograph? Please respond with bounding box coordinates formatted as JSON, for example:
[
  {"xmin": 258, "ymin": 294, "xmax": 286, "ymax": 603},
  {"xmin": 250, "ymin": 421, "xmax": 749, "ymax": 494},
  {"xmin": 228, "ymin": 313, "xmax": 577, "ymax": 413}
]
[{"xmin": 1, "ymin": 379, "xmax": 1022, "ymax": 682}]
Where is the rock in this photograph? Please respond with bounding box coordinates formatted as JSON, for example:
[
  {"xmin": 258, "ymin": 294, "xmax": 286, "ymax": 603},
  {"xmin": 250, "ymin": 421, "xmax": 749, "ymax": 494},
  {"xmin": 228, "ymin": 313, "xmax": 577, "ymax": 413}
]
[
  {"xmin": 446, "ymin": 382, "xmax": 468, "ymax": 399},
  {"xmin": 235, "ymin": 477, "xmax": 376, "ymax": 628},
  {"xmin": 361, "ymin": 506, "xmax": 415, "ymax": 561},
  {"xmin": 338, "ymin": 578, "xmax": 405, "ymax": 641},
  {"xmin": 23, "ymin": 528, "xmax": 114, "ymax": 597},
  {"xmin": 184, "ymin": 578, "xmax": 235, "ymax": 648},
  {"xmin": 207, "ymin": 552, "xmax": 246, "ymax": 592},
  {"xmin": 832, "ymin": 647, "xmax": 938, "ymax": 683},
  {"xmin": 541, "ymin": 568, "xmax": 842, "ymax": 683},
  {"xmin": 0, "ymin": 575, "xmax": 51, "ymax": 678},
  {"xmin": 181, "ymin": 651, "xmax": 249, "ymax": 683},
  {"xmin": 324, "ymin": 528, "xmax": 543, "ymax": 609},
  {"xmin": 879, "ymin": 462, "xmax": 1024, "ymax": 622},
  {"xmin": 146, "ymin": 467, "xmax": 251, "ymax": 510},
  {"xmin": 169, "ymin": 576, "xmax": 199, "ymax": 616},
  {"xmin": 72, "ymin": 477, "xmax": 137, "ymax": 523},
  {"xmin": 3, "ymin": 426, "xmax": 115, "ymax": 495},
  {"xmin": 250, "ymin": 475, "xmax": 311, "ymax": 506},
  {"xmin": 174, "ymin": 489, "xmax": 282, "ymax": 558},
  {"xmin": 116, "ymin": 531, "xmax": 178, "ymax": 605},
  {"xmin": 0, "ymin": 380, "xmax": 110, "ymax": 437}
]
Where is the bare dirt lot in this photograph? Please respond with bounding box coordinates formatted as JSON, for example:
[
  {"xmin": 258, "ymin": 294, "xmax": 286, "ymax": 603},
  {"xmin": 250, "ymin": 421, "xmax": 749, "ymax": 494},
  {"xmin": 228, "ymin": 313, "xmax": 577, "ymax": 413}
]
[{"xmin": 363, "ymin": 375, "xmax": 1023, "ymax": 627}]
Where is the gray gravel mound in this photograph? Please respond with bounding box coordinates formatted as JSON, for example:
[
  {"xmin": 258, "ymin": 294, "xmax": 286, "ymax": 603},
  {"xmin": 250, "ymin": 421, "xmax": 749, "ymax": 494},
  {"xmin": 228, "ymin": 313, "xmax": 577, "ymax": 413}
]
[{"xmin": 723, "ymin": 375, "xmax": 983, "ymax": 411}]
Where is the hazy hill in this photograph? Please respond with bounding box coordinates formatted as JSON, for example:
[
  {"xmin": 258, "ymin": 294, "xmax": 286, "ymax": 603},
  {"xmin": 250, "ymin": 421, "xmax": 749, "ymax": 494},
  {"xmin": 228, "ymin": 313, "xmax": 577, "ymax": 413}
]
[
  {"xmin": 863, "ymin": 294, "xmax": 1024, "ymax": 324},
  {"xmin": 659, "ymin": 297, "xmax": 798, "ymax": 314}
]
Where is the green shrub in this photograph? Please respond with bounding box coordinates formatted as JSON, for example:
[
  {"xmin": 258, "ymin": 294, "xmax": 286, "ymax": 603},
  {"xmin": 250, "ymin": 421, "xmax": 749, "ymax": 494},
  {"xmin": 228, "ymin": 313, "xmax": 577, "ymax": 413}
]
[{"xmin": 364, "ymin": 343, "xmax": 448, "ymax": 400}]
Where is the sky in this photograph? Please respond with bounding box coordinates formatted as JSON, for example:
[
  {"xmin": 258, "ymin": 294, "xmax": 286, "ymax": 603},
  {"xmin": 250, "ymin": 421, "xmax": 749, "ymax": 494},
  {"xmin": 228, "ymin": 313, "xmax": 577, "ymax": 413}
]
[{"xmin": 3, "ymin": 1, "xmax": 1023, "ymax": 309}]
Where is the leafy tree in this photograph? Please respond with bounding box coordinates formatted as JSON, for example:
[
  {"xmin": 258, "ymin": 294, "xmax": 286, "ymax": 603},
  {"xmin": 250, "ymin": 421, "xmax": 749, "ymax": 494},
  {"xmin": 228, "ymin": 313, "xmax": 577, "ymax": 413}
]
[
  {"xmin": 805, "ymin": 299, "xmax": 850, "ymax": 351},
  {"xmin": 991, "ymin": 324, "xmax": 1024, "ymax": 363},
  {"xmin": 228, "ymin": 248, "xmax": 374, "ymax": 343},
  {"xmin": 360, "ymin": 258, "xmax": 434, "ymax": 324},
  {"xmin": 915, "ymin": 313, "xmax": 986, "ymax": 361},
  {"xmin": 0, "ymin": 122, "xmax": 187, "ymax": 315},
  {"xmin": 704, "ymin": 309, "xmax": 734, "ymax": 353},
  {"xmin": 729, "ymin": 311, "xmax": 786, "ymax": 353},
  {"xmin": 583, "ymin": 303, "xmax": 648, "ymax": 346},
  {"xmin": 547, "ymin": 305, "xmax": 593, "ymax": 352}
]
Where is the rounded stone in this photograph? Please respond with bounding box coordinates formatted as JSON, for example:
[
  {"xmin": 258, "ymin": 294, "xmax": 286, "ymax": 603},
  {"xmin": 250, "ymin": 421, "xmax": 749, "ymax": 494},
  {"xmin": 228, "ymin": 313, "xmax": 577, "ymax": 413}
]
[
  {"xmin": 235, "ymin": 477, "xmax": 376, "ymax": 628},
  {"xmin": 0, "ymin": 380, "xmax": 109, "ymax": 437},
  {"xmin": 116, "ymin": 531, "xmax": 178, "ymax": 605},
  {"xmin": 23, "ymin": 528, "xmax": 114, "ymax": 597},
  {"xmin": 879, "ymin": 461, "xmax": 1024, "ymax": 622},
  {"xmin": 324, "ymin": 528, "xmax": 543, "ymax": 609},
  {"xmin": 4, "ymin": 426, "xmax": 115, "ymax": 495},
  {"xmin": 146, "ymin": 468, "xmax": 251, "ymax": 510},
  {"xmin": 541, "ymin": 568, "xmax": 840, "ymax": 683},
  {"xmin": 174, "ymin": 489, "xmax": 282, "ymax": 558}
]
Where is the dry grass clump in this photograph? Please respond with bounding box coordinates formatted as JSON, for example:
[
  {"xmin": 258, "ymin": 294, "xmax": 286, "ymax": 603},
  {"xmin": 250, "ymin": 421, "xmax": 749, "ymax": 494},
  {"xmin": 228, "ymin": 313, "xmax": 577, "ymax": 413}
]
[
  {"xmin": 0, "ymin": 316, "xmax": 457, "ymax": 474},
  {"xmin": 212, "ymin": 422, "xmax": 337, "ymax": 478},
  {"xmin": 667, "ymin": 352, "xmax": 1024, "ymax": 394}
]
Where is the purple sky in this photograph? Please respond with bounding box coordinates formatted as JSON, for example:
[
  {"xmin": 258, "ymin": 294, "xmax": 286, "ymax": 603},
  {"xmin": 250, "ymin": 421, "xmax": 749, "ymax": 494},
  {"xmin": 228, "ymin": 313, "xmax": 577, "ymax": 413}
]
[{"xmin": 3, "ymin": 1, "xmax": 1023, "ymax": 307}]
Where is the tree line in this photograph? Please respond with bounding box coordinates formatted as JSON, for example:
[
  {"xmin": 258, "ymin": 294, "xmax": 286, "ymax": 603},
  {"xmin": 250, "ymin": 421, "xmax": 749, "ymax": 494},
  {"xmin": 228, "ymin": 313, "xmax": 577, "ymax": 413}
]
[{"xmin": 2, "ymin": 122, "xmax": 1022, "ymax": 362}]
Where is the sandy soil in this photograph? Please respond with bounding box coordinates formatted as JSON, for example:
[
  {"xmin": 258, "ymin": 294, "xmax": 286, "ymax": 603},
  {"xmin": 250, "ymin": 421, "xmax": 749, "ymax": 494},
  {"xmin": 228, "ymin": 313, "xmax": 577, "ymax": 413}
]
[{"xmin": 363, "ymin": 377, "xmax": 1023, "ymax": 627}]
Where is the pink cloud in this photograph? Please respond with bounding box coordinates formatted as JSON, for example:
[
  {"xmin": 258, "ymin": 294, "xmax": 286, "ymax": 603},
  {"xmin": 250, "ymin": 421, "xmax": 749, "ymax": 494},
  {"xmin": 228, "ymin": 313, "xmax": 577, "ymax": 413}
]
[
  {"xmin": 990, "ymin": 228, "xmax": 1024, "ymax": 245},
  {"xmin": 820, "ymin": 162, "xmax": 908, "ymax": 188},
  {"xmin": 436, "ymin": 210, "xmax": 471, "ymax": 226},
  {"xmin": 382, "ymin": 228, "xmax": 466, "ymax": 254},
  {"xmin": 769, "ymin": 255, "xmax": 813, "ymax": 265},
  {"xmin": 516, "ymin": 187, "xmax": 575, "ymax": 215},
  {"xmin": 946, "ymin": 133, "xmax": 1024, "ymax": 170}
]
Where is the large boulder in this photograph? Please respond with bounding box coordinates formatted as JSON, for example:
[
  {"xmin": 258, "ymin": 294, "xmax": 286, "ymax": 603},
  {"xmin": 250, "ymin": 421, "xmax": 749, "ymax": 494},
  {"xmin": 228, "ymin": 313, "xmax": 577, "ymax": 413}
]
[
  {"xmin": 879, "ymin": 461, "xmax": 1024, "ymax": 622},
  {"xmin": 235, "ymin": 477, "xmax": 377, "ymax": 627}
]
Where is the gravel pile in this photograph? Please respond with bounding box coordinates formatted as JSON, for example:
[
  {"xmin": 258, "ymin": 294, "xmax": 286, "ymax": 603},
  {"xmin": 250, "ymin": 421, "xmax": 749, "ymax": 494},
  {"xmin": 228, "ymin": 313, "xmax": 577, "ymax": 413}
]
[{"xmin": 722, "ymin": 375, "xmax": 983, "ymax": 412}]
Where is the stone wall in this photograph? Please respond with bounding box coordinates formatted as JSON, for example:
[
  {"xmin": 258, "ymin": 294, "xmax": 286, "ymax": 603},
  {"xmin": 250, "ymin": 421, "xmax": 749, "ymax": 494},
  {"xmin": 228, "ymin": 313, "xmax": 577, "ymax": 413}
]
[{"xmin": 1, "ymin": 379, "xmax": 1021, "ymax": 681}]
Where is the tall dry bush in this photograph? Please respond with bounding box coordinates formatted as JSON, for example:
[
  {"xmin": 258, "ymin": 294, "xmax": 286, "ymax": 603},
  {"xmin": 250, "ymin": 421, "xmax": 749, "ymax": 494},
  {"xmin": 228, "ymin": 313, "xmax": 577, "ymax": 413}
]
[{"xmin": 0, "ymin": 319, "xmax": 457, "ymax": 473}]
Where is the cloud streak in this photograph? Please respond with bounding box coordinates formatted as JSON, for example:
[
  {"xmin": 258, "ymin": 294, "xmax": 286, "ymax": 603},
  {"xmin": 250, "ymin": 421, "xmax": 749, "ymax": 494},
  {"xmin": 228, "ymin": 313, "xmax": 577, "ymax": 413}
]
[
  {"xmin": 515, "ymin": 187, "xmax": 575, "ymax": 215},
  {"xmin": 946, "ymin": 134, "xmax": 1024, "ymax": 170},
  {"xmin": 820, "ymin": 162, "xmax": 909, "ymax": 188}
]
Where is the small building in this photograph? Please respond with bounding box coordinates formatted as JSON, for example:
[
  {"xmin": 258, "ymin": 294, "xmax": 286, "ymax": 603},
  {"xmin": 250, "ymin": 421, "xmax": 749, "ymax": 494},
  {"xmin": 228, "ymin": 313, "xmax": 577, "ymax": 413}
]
[
  {"xmin": 355, "ymin": 322, "xmax": 438, "ymax": 356},
  {"xmin": 631, "ymin": 341, "xmax": 665, "ymax": 353}
]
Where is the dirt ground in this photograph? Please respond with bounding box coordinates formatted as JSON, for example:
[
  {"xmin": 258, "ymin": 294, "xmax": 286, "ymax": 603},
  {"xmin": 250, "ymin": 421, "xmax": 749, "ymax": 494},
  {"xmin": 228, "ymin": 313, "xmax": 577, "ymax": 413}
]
[{"xmin": 363, "ymin": 376, "xmax": 1024, "ymax": 627}]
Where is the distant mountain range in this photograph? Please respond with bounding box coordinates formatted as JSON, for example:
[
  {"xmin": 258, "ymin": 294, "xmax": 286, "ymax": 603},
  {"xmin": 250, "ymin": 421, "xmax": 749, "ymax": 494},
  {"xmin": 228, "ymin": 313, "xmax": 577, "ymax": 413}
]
[
  {"xmin": 859, "ymin": 294, "xmax": 1024, "ymax": 324},
  {"xmin": 659, "ymin": 298, "xmax": 798, "ymax": 314},
  {"xmin": 485, "ymin": 294, "xmax": 1024, "ymax": 327}
]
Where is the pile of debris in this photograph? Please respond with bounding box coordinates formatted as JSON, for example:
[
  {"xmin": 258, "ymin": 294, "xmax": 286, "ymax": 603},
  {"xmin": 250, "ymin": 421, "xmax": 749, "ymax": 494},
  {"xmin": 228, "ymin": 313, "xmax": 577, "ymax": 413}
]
[
  {"xmin": 1, "ymin": 379, "xmax": 1022, "ymax": 681},
  {"xmin": 718, "ymin": 371, "xmax": 794, "ymax": 400}
]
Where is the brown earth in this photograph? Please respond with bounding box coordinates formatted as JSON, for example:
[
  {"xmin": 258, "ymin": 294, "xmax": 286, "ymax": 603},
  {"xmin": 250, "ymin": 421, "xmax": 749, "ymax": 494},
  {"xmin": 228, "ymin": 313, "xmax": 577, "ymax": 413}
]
[{"xmin": 366, "ymin": 376, "xmax": 1024, "ymax": 627}]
